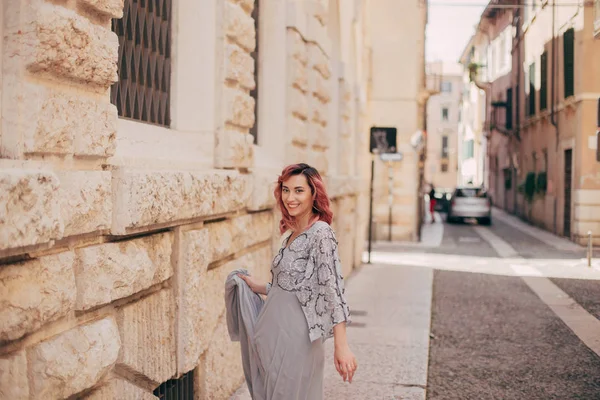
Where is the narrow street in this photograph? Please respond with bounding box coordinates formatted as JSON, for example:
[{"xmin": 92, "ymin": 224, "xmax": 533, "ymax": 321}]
[{"xmin": 348, "ymin": 209, "xmax": 600, "ymax": 399}]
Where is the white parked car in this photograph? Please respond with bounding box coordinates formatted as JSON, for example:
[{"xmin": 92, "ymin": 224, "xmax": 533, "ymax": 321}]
[{"xmin": 447, "ymin": 186, "xmax": 492, "ymax": 225}]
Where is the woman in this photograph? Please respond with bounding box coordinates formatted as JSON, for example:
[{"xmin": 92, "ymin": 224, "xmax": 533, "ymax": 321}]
[{"xmin": 238, "ymin": 163, "xmax": 357, "ymax": 400}]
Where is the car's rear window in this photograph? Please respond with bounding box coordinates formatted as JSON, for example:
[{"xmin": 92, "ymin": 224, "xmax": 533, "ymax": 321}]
[{"xmin": 455, "ymin": 188, "xmax": 488, "ymax": 198}]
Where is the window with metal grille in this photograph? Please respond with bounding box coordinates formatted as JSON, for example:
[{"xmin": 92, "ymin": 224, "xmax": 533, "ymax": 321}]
[
  {"xmin": 111, "ymin": 0, "xmax": 172, "ymax": 126},
  {"xmin": 563, "ymin": 28, "xmax": 574, "ymax": 99},
  {"xmin": 527, "ymin": 62, "xmax": 535, "ymax": 117},
  {"xmin": 249, "ymin": 0, "xmax": 259, "ymax": 143},
  {"xmin": 441, "ymin": 136, "xmax": 448, "ymax": 159},
  {"xmin": 506, "ymin": 88, "xmax": 513, "ymax": 130},
  {"xmin": 540, "ymin": 51, "xmax": 548, "ymax": 111},
  {"xmin": 153, "ymin": 370, "xmax": 194, "ymax": 399}
]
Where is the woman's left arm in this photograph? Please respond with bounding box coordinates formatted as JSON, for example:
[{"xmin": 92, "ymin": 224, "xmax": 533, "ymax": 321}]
[{"xmin": 333, "ymin": 319, "xmax": 357, "ymax": 383}]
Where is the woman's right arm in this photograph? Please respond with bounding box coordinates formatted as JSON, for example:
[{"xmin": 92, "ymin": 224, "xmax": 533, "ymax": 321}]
[{"xmin": 237, "ymin": 274, "xmax": 269, "ymax": 295}]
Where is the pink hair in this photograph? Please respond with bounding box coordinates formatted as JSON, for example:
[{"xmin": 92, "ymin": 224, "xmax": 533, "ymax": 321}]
[{"xmin": 274, "ymin": 163, "xmax": 333, "ymax": 234}]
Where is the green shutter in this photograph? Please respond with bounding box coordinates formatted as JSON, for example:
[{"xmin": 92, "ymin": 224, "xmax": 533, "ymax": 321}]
[
  {"xmin": 540, "ymin": 52, "xmax": 548, "ymax": 110},
  {"xmin": 563, "ymin": 28, "xmax": 575, "ymax": 99}
]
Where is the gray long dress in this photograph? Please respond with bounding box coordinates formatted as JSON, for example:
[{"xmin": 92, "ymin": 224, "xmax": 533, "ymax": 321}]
[{"xmin": 251, "ymin": 221, "xmax": 351, "ymax": 400}]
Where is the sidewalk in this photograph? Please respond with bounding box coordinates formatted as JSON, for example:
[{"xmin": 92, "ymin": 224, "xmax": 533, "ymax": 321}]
[{"xmin": 230, "ymin": 262, "xmax": 433, "ymax": 400}]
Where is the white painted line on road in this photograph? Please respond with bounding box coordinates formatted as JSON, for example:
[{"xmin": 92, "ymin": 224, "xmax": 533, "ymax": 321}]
[
  {"xmin": 477, "ymin": 226, "xmax": 600, "ymax": 358},
  {"xmin": 473, "ymin": 226, "xmax": 519, "ymax": 258},
  {"xmin": 521, "ymin": 276, "xmax": 600, "ymax": 357},
  {"xmin": 510, "ymin": 264, "xmax": 543, "ymax": 277}
]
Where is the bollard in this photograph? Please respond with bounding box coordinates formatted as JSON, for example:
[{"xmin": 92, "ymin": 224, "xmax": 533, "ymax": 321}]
[{"xmin": 588, "ymin": 231, "xmax": 593, "ymax": 267}]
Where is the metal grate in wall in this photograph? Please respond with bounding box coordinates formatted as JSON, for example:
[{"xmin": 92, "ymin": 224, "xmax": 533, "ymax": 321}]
[
  {"xmin": 153, "ymin": 370, "xmax": 194, "ymax": 399},
  {"xmin": 111, "ymin": 0, "xmax": 172, "ymax": 126}
]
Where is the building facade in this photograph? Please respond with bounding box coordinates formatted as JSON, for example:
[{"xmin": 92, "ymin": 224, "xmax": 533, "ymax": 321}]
[
  {"xmin": 472, "ymin": 0, "xmax": 600, "ymax": 245},
  {"xmin": 458, "ymin": 36, "xmax": 488, "ymax": 188},
  {"xmin": 0, "ymin": 0, "xmax": 376, "ymax": 398},
  {"xmin": 369, "ymin": 0, "xmax": 428, "ymax": 242},
  {"xmin": 425, "ymin": 63, "xmax": 463, "ymax": 190}
]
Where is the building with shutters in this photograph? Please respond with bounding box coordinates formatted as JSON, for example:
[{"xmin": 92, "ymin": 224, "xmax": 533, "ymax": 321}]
[
  {"xmin": 467, "ymin": 0, "xmax": 600, "ymax": 246},
  {"xmin": 425, "ymin": 63, "xmax": 463, "ymax": 191},
  {"xmin": 0, "ymin": 0, "xmax": 411, "ymax": 398}
]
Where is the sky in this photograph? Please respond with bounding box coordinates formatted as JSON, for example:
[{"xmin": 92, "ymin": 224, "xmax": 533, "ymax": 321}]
[{"xmin": 426, "ymin": 0, "xmax": 487, "ymax": 64}]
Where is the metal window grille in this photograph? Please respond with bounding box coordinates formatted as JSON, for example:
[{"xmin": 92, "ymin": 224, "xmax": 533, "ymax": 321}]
[
  {"xmin": 153, "ymin": 370, "xmax": 194, "ymax": 399},
  {"xmin": 540, "ymin": 52, "xmax": 548, "ymax": 110},
  {"xmin": 111, "ymin": 0, "xmax": 172, "ymax": 126},
  {"xmin": 563, "ymin": 28, "xmax": 575, "ymax": 99}
]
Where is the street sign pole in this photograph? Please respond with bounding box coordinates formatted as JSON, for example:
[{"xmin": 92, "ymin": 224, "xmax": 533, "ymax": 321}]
[{"xmin": 367, "ymin": 156, "xmax": 375, "ymax": 264}]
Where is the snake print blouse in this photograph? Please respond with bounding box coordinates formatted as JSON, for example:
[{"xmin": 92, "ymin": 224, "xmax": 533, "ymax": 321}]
[{"xmin": 270, "ymin": 221, "xmax": 351, "ymax": 342}]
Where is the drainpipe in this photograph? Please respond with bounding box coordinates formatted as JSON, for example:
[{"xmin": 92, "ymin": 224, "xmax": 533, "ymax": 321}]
[
  {"xmin": 551, "ymin": 0, "xmax": 558, "ymax": 233},
  {"xmin": 514, "ymin": 6, "xmax": 521, "ymax": 215}
]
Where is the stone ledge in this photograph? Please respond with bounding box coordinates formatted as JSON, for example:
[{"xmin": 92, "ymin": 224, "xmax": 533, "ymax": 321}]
[
  {"xmin": 21, "ymin": 2, "xmax": 118, "ymax": 88},
  {"xmin": 74, "ymin": 232, "xmax": 174, "ymax": 310},
  {"xmin": 111, "ymin": 168, "xmax": 248, "ymax": 235},
  {"xmin": 58, "ymin": 171, "xmax": 112, "ymax": 238},
  {"xmin": 29, "ymin": 317, "xmax": 121, "ymax": 399},
  {"xmin": 0, "ymin": 252, "xmax": 76, "ymax": 342},
  {"xmin": 0, "ymin": 351, "xmax": 29, "ymax": 399},
  {"xmin": 117, "ymin": 289, "xmax": 176, "ymax": 385},
  {"xmin": 0, "ymin": 168, "xmax": 63, "ymax": 252}
]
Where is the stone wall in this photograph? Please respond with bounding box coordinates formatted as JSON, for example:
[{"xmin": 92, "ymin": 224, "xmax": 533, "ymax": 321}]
[{"xmin": 0, "ymin": 0, "xmax": 371, "ymax": 398}]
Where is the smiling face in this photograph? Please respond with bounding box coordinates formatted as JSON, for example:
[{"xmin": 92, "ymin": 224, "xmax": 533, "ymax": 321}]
[{"xmin": 281, "ymin": 174, "xmax": 314, "ymax": 220}]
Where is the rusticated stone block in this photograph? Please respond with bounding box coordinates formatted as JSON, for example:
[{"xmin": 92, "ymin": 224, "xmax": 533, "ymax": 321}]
[
  {"xmin": 177, "ymin": 229, "xmax": 210, "ymax": 375},
  {"xmin": 4, "ymin": 83, "xmax": 116, "ymax": 157},
  {"xmin": 206, "ymin": 212, "xmax": 274, "ymax": 263},
  {"xmin": 0, "ymin": 252, "xmax": 75, "ymax": 342},
  {"xmin": 339, "ymin": 116, "xmax": 352, "ymax": 138},
  {"xmin": 29, "ymin": 317, "xmax": 121, "ymax": 399},
  {"xmin": 289, "ymin": 88, "xmax": 308, "ymax": 120},
  {"xmin": 215, "ymin": 130, "xmax": 254, "ymax": 169},
  {"xmin": 247, "ymin": 171, "xmax": 278, "ymax": 211},
  {"xmin": 313, "ymin": 73, "xmax": 331, "ymax": 104},
  {"xmin": 311, "ymin": 102, "xmax": 328, "ymax": 127},
  {"xmin": 287, "ymin": 29, "xmax": 307, "ymax": 66},
  {"xmin": 58, "ymin": 171, "xmax": 111, "ymax": 238},
  {"xmin": 287, "ymin": 144, "xmax": 308, "ymax": 165},
  {"xmin": 111, "ymin": 169, "xmax": 248, "ymax": 234},
  {"xmin": 22, "ymin": 3, "xmax": 118, "ymax": 88},
  {"xmin": 311, "ymin": 124, "xmax": 329, "ymax": 149},
  {"xmin": 225, "ymin": 43, "xmax": 255, "ymax": 90},
  {"xmin": 236, "ymin": 0, "xmax": 255, "ymax": 13},
  {"xmin": 117, "ymin": 290, "xmax": 176, "ymax": 384},
  {"xmin": 309, "ymin": 44, "xmax": 331, "ymax": 79},
  {"xmin": 224, "ymin": 87, "xmax": 255, "ymax": 129},
  {"xmin": 0, "ymin": 351, "xmax": 29, "ymax": 399},
  {"xmin": 288, "ymin": 115, "xmax": 308, "ymax": 146},
  {"xmin": 83, "ymin": 376, "xmax": 156, "ymax": 400},
  {"xmin": 313, "ymin": 150, "xmax": 329, "ymax": 175},
  {"xmin": 196, "ymin": 315, "xmax": 244, "ymax": 400},
  {"xmin": 74, "ymin": 233, "xmax": 174, "ymax": 310},
  {"xmin": 289, "ymin": 57, "xmax": 308, "ymax": 93},
  {"xmin": 0, "ymin": 169, "xmax": 63, "ymax": 251},
  {"xmin": 224, "ymin": 1, "xmax": 255, "ymax": 52},
  {"xmin": 78, "ymin": 0, "xmax": 124, "ymax": 19}
]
